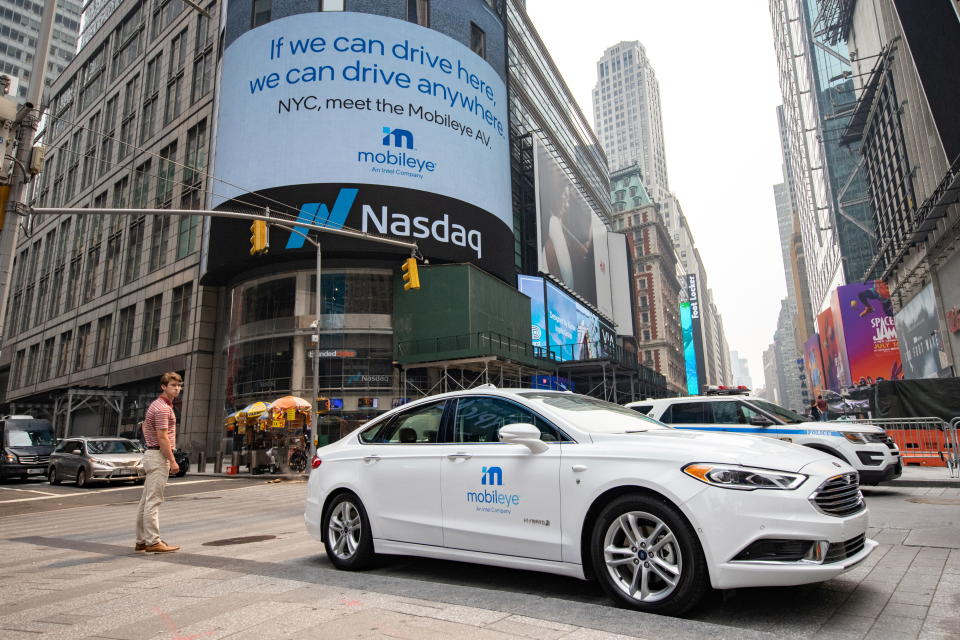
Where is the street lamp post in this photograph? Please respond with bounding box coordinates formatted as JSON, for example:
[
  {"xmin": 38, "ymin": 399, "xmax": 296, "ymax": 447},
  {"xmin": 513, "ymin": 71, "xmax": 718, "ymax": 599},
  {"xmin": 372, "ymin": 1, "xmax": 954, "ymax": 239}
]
[{"xmin": 311, "ymin": 240, "xmax": 321, "ymax": 457}]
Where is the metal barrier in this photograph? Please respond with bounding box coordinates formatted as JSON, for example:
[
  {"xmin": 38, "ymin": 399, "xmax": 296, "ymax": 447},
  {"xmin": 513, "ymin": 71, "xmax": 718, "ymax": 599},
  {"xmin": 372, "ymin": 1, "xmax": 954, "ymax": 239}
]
[{"xmin": 847, "ymin": 417, "xmax": 958, "ymax": 475}]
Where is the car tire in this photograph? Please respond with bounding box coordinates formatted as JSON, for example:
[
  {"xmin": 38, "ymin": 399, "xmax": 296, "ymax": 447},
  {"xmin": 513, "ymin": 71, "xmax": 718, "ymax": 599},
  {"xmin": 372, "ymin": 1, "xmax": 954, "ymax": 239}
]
[
  {"xmin": 76, "ymin": 468, "xmax": 88, "ymax": 488},
  {"xmin": 322, "ymin": 493, "xmax": 376, "ymax": 570},
  {"xmin": 590, "ymin": 494, "xmax": 708, "ymax": 615},
  {"xmin": 49, "ymin": 466, "xmax": 61, "ymax": 485}
]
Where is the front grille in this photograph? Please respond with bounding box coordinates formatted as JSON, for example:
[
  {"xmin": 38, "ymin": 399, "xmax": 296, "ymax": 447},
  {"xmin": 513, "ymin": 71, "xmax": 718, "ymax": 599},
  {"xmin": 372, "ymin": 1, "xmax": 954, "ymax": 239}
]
[
  {"xmin": 732, "ymin": 539, "xmax": 813, "ymax": 562},
  {"xmin": 810, "ymin": 472, "xmax": 865, "ymax": 517},
  {"xmin": 17, "ymin": 455, "xmax": 49, "ymax": 464},
  {"xmin": 866, "ymin": 433, "xmax": 896, "ymax": 449},
  {"xmin": 824, "ymin": 534, "xmax": 866, "ymax": 563}
]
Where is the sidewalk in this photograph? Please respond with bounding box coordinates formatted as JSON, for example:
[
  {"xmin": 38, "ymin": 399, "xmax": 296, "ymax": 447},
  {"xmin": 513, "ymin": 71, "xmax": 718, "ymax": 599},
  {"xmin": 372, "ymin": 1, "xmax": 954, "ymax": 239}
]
[{"xmin": 183, "ymin": 458, "xmax": 960, "ymax": 487}]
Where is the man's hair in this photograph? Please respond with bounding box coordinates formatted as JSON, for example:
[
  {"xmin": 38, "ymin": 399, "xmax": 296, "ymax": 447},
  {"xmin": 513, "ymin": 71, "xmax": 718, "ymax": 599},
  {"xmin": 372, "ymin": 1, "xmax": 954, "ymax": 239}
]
[{"xmin": 160, "ymin": 372, "xmax": 183, "ymax": 386}]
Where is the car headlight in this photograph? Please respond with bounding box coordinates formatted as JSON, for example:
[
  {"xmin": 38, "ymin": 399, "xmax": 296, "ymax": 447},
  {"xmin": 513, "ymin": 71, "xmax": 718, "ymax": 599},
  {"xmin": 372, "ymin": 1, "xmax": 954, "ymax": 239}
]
[
  {"xmin": 682, "ymin": 463, "xmax": 807, "ymax": 490},
  {"xmin": 843, "ymin": 432, "xmax": 868, "ymax": 444},
  {"xmin": 4, "ymin": 452, "xmax": 18, "ymax": 463},
  {"xmin": 90, "ymin": 457, "xmax": 109, "ymax": 466}
]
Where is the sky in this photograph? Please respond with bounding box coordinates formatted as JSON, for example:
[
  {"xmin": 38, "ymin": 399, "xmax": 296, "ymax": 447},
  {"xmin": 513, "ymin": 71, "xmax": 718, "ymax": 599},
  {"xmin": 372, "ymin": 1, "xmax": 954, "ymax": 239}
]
[{"xmin": 524, "ymin": 0, "xmax": 789, "ymax": 387}]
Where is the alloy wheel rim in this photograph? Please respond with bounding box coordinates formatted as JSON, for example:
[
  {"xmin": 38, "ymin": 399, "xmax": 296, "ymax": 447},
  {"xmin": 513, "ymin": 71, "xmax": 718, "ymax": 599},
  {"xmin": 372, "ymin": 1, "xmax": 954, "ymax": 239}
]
[
  {"xmin": 602, "ymin": 510, "xmax": 682, "ymax": 603},
  {"xmin": 327, "ymin": 501, "xmax": 362, "ymax": 560}
]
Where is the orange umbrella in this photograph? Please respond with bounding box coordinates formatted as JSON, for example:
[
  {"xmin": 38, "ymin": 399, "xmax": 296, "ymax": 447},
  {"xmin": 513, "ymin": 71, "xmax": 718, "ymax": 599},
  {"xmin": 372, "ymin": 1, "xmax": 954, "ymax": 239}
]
[{"xmin": 271, "ymin": 395, "xmax": 311, "ymax": 410}]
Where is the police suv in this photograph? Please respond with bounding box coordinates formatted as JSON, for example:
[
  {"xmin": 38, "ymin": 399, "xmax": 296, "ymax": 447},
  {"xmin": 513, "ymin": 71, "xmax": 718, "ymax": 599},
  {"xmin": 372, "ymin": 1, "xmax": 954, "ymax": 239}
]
[{"xmin": 626, "ymin": 387, "xmax": 901, "ymax": 485}]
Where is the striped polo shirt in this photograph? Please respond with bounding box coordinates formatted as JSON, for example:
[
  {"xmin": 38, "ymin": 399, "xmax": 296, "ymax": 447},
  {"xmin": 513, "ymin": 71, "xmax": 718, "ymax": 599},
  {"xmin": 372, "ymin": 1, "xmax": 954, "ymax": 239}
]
[{"xmin": 143, "ymin": 395, "xmax": 176, "ymax": 448}]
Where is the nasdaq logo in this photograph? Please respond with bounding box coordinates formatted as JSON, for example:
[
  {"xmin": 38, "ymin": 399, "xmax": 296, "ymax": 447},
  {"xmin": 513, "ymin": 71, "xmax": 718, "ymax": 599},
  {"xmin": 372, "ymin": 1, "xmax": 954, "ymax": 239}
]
[
  {"xmin": 285, "ymin": 188, "xmax": 359, "ymax": 249},
  {"xmin": 382, "ymin": 126, "xmax": 414, "ymax": 149}
]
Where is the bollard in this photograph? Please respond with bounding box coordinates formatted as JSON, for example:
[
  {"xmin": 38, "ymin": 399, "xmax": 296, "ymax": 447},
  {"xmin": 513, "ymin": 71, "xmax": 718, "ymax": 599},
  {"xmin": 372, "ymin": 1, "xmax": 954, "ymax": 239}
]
[
  {"xmin": 213, "ymin": 451, "xmax": 223, "ymax": 474},
  {"xmin": 197, "ymin": 451, "xmax": 206, "ymax": 473}
]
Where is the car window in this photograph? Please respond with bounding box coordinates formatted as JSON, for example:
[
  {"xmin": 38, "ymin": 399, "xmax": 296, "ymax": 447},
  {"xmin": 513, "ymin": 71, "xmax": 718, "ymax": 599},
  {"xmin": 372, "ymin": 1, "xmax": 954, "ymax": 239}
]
[
  {"xmin": 3, "ymin": 423, "xmax": 56, "ymax": 447},
  {"xmin": 711, "ymin": 401, "xmax": 742, "ymax": 424},
  {"xmin": 738, "ymin": 402, "xmax": 764, "ymax": 424},
  {"xmin": 87, "ymin": 440, "xmax": 141, "ymax": 454},
  {"xmin": 54, "ymin": 440, "xmax": 73, "ymax": 453},
  {"xmin": 360, "ymin": 401, "xmax": 446, "ymax": 444},
  {"xmin": 454, "ymin": 397, "xmax": 568, "ymax": 443},
  {"xmin": 666, "ymin": 403, "xmax": 706, "ymax": 424},
  {"xmin": 629, "ymin": 405, "xmax": 653, "ymax": 415}
]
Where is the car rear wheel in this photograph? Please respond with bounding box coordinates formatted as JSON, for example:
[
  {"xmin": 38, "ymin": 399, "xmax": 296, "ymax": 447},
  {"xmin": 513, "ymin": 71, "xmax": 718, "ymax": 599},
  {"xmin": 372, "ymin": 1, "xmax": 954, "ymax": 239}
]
[
  {"xmin": 322, "ymin": 493, "xmax": 375, "ymax": 570},
  {"xmin": 76, "ymin": 468, "xmax": 88, "ymax": 488},
  {"xmin": 590, "ymin": 494, "xmax": 708, "ymax": 615},
  {"xmin": 49, "ymin": 466, "xmax": 61, "ymax": 485}
]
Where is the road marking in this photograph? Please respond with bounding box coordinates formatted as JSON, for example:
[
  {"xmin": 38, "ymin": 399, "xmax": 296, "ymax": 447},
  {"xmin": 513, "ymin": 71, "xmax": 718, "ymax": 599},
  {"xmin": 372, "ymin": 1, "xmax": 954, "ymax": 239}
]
[
  {"xmin": 0, "ymin": 486, "xmax": 60, "ymax": 496},
  {"xmin": 0, "ymin": 479, "xmax": 221, "ymax": 503}
]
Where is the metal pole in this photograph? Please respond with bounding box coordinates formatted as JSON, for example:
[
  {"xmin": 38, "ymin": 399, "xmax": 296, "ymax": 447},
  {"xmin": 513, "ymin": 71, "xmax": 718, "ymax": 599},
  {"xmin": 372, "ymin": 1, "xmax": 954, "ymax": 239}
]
[
  {"xmin": 0, "ymin": 0, "xmax": 56, "ymax": 345},
  {"xmin": 310, "ymin": 240, "xmax": 321, "ymax": 456}
]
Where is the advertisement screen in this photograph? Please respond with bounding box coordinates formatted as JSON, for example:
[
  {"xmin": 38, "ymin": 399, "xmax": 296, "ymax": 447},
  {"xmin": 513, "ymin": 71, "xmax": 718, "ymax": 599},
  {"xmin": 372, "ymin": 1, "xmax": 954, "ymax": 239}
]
[
  {"xmin": 545, "ymin": 281, "xmax": 602, "ymax": 362},
  {"xmin": 208, "ymin": 12, "xmax": 512, "ymax": 280},
  {"xmin": 535, "ymin": 140, "xmax": 608, "ymax": 307},
  {"xmin": 607, "ymin": 232, "xmax": 634, "ymax": 336},
  {"xmin": 517, "ymin": 275, "xmax": 547, "ymax": 354},
  {"xmin": 836, "ymin": 281, "xmax": 903, "ymax": 383},
  {"xmin": 680, "ymin": 302, "xmax": 699, "ymax": 395},
  {"xmin": 685, "ymin": 274, "xmax": 707, "ymax": 387},
  {"xmin": 895, "ymin": 284, "xmax": 944, "ymax": 379},
  {"xmin": 803, "ymin": 334, "xmax": 826, "ymax": 398}
]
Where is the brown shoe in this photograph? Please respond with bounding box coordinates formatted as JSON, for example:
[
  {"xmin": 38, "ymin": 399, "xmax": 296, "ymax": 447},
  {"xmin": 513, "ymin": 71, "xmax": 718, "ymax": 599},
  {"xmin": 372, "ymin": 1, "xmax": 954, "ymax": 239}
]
[
  {"xmin": 135, "ymin": 543, "xmax": 146, "ymax": 552},
  {"xmin": 144, "ymin": 541, "xmax": 180, "ymax": 553}
]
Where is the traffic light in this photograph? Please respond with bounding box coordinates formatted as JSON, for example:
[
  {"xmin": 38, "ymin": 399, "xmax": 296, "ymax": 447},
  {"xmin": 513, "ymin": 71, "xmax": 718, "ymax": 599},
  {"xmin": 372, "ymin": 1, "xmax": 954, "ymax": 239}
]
[
  {"xmin": 316, "ymin": 397, "xmax": 330, "ymax": 414},
  {"xmin": 249, "ymin": 219, "xmax": 269, "ymax": 255},
  {"xmin": 401, "ymin": 257, "xmax": 420, "ymax": 290}
]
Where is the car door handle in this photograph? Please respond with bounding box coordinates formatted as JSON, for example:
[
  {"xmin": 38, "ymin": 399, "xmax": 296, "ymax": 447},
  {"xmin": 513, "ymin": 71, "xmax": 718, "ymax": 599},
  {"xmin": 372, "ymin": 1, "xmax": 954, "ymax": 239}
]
[
  {"xmin": 571, "ymin": 464, "xmax": 587, "ymax": 472},
  {"xmin": 363, "ymin": 454, "xmax": 381, "ymax": 463},
  {"xmin": 447, "ymin": 452, "xmax": 472, "ymax": 460}
]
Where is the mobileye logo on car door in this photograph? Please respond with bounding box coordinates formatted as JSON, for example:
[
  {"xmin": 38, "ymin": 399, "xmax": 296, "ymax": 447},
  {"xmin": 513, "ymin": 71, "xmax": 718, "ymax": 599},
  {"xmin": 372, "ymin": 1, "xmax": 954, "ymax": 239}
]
[{"xmin": 467, "ymin": 466, "xmax": 520, "ymax": 513}]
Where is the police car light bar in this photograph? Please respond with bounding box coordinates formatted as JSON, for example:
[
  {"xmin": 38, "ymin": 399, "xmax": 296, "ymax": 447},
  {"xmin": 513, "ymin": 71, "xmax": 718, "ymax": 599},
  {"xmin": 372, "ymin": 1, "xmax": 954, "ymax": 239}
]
[{"xmin": 704, "ymin": 385, "xmax": 751, "ymax": 396}]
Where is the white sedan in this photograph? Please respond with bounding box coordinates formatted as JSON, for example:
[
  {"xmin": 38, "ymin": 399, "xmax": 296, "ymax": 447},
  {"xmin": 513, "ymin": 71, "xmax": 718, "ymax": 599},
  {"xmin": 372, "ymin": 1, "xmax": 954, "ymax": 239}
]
[{"xmin": 305, "ymin": 388, "xmax": 876, "ymax": 614}]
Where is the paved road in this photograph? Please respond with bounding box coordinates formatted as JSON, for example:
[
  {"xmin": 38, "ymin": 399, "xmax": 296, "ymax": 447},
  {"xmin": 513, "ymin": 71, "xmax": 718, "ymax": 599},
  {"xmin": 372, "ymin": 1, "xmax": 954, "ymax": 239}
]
[{"xmin": 0, "ymin": 480, "xmax": 956, "ymax": 639}]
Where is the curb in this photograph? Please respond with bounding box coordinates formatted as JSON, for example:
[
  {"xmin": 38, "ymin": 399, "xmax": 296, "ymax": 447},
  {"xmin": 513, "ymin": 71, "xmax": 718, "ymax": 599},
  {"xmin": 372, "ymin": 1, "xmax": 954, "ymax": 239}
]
[{"xmin": 884, "ymin": 479, "xmax": 960, "ymax": 488}]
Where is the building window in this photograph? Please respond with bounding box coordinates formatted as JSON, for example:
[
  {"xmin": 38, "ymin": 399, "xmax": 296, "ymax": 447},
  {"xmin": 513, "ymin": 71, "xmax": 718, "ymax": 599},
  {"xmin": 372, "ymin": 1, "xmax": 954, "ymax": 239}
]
[
  {"xmin": 74, "ymin": 323, "xmax": 91, "ymax": 373},
  {"xmin": 470, "ymin": 23, "xmax": 486, "ymax": 59},
  {"xmin": 140, "ymin": 54, "xmax": 162, "ymax": 143},
  {"xmin": 118, "ymin": 75, "xmax": 139, "ymax": 161},
  {"xmin": 169, "ymin": 282, "xmax": 193, "ymax": 343},
  {"xmin": 148, "ymin": 216, "xmax": 171, "ymax": 272},
  {"xmin": 407, "ymin": 0, "xmax": 429, "ymax": 26},
  {"xmin": 116, "ymin": 305, "xmax": 136, "ymax": 359},
  {"xmin": 100, "ymin": 96, "xmax": 118, "ymax": 176},
  {"xmin": 141, "ymin": 294, "xmax": 163, "ymax": 352},
  {"xmin": 176, "ymin": 215, "xmax": 200, "ymax": 258},
  {"xmin": 55, "ymin": 331, "xmax": 72, "ymax": 378},
  {"xmin": 164, "ymin": 29, "xmax": 187, "ymax": 124},
  {"xmin": 12, "ymin": 350, "xmax": 24, "ymax": 388},
  {"xmin": 123, "ymin": 216, "xmax": 146, "ymax": 284},
  {"xmin": 83, "ymin": 244, "xmax": 100, "ymax": 301},
  {"xmin": 152, "ymin": 0, "xmax": 184, "ymax": 39},
  {"xmin": 252, "ymin": 0, "xmax": 271, "ymax": 28},
  {"xmin": 104, "ymin": 228, "xmax": 122, "ymax": 292},
  {"xmin": 94, "ymin": 315, "xmax": 112, "ymax": 366},
  {"xmin": 25, "ymin": 343, "xmax": 39, "ymax": 386},
  {"xmin": 156, "ymin": 141, "xmax": 177, "ymax": 207},
  {"xmin": 133, "ymin": 160, "xmax": 151, "ymax": 208}
]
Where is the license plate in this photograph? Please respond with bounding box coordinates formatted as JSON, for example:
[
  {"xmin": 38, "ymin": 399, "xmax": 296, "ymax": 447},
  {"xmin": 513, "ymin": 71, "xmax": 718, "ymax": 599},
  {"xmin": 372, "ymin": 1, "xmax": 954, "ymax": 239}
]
[
  {"xmin": 27, "ymin": 468, "xmax": 44, "ymax": 475},
  {"xmin": 114, "ymin": 469, "xmax": 133, "ymax": 476}
]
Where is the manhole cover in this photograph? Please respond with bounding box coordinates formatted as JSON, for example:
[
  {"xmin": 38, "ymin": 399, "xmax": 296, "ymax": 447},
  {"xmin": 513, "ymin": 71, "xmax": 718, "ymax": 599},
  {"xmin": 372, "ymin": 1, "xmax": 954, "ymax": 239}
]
[
  {"xmin": 907, "ymin": 497, "xmax": 960, "ymax": 505},
  {"xmin": 203, "ymin": 535, "xmax": 277, "ymax": 546}
]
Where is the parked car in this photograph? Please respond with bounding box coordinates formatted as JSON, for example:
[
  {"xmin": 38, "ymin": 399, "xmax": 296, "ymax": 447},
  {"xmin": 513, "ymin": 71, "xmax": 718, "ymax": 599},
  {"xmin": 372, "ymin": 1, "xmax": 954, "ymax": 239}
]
[
  {"xmin": 626, "ymin": 388, "xmax": 901, "ymax": 485},
  {"xmin": 305, "ymin": 387, "xmax": 875, "ymax": 615},
  {"xmin": 48, "ymin": 437, "xmax": 145, "ymax": 487},
  {"xmin": 1, "ymin": 415, "xmax": 56, "ymax": 482}
]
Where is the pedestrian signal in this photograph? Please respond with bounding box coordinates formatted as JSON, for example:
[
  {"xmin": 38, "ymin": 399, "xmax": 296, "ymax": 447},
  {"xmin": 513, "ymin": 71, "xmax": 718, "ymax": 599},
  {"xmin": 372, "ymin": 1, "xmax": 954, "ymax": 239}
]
[
  {"xmin": 316, "ymin": 397, "xmax": 331, "ymax": 414},
  {"xmin": 401, "ymin": 257, "xmax": 420, "ymax": 290}
]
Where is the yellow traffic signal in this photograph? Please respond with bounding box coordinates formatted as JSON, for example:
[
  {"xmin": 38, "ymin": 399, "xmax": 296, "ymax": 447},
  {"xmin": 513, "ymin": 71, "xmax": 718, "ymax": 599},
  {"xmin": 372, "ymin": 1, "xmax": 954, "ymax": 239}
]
[
  {"xmin": 249, "ymin": 219, "xmax": 269, "ymax": 255},
  {"xmin": 401, "ymin": 257, "xmax": 420, "ymax": 290},
  {"xmin": 316, "ymin": 397, "xmax": 330, "ymax": 414}
]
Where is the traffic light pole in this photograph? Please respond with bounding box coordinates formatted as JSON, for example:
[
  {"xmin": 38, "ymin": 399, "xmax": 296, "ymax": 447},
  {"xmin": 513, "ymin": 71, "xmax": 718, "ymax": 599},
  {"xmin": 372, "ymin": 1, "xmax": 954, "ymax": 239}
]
[{"xmin": 313, "ymin": 238, "xmax": 321, "ymax": 457}]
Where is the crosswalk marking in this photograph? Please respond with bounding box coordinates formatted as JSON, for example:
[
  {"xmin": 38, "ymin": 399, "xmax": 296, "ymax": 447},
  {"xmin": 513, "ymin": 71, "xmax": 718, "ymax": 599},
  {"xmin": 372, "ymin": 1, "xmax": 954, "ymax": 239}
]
[{"xmin": 0, "ymin": 479, "xmax": 221, "ymax": 503}]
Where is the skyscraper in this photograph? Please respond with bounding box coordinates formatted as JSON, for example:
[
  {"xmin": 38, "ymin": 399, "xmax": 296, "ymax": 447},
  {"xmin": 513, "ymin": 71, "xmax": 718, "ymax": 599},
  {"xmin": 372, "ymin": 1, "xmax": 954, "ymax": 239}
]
[
  {"xmin": 0, "ymin": 0, "xmax": 82, "ymax": 100},
  {"xmin": 592, "ymin": 41, "xmax": 669, "ymax": 204}
]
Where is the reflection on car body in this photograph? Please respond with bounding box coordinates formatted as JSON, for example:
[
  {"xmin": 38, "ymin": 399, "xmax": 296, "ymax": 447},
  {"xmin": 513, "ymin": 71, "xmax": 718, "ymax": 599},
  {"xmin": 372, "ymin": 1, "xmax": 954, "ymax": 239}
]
[{"xmin": 305, "ymin": 387, "xmax": 876, "ymax": 615}]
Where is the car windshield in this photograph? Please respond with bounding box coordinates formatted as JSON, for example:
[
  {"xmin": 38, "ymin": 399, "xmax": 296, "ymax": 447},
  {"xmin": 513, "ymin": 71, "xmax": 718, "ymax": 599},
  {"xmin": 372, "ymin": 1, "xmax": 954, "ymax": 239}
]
[
  {"xmin": 87, "ymin": 440, "xmax": 141, "ymax": 454},
  {"xmin": 745, "ymin": 399, "xmax": 809, "ymax": 424},
  {"xmin": 4, "ymin": 421, "xmax": 56, "ymax": 447},
  {"xmin": 519, "ymin": 392, "xmax": 671, "ymax": 433}
]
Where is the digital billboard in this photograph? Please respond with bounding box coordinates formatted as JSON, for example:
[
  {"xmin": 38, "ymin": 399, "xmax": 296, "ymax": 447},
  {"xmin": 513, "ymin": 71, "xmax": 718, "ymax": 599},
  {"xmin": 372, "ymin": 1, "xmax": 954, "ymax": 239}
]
[
  {"xmin": 895, "ymin": 284, "xmax": 944, "ymax": 379},
  {"xmin": 803, "ymin": 334, "xmax": 826, "ymax": 398},
  {"xmin": 517, "ymin": 275, "xmax": 547, "ymax": 354},
  {"xmin": 685, "ymin": 274, "xmax": 707, "ymax": 388},
  {"xmin": 680, "ymin": 302, "xmax": 699, "ymax": 395},
  {"xmin": 534, "ymin": 139, "xmax": 614, "ymax": 313},
  {"xmin": 519, "ymin": 275, "xmax": 610, "ymax": 362},
  {"xmin": 835, "ymin": 281, "xmax": 903, "ymax": 383},
  {"xmin": 207, "ymin": 12, "xmax": 512, "ymax": 280},
  {"xmin": 816, "ymin": 307, "xmax": 843, "ymax": 392}
]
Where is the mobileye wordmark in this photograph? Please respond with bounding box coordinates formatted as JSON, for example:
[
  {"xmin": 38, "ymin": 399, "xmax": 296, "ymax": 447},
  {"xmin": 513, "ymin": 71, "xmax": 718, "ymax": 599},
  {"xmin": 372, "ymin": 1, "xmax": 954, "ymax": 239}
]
[
  {"xmin": 466, "ymin": 466, "xmax": 520, "ymax": 508},
  {"xmin": 285, "ymin": 187, "xmax": 482, "ymax": 258}
]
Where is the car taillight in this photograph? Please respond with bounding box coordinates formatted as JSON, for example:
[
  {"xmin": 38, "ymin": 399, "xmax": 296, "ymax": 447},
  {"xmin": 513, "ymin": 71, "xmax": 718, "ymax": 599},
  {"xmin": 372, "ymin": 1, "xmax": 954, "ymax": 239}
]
[{"xmin": 310, "ymin": 455, "xmax": 322, "ymax": 469}]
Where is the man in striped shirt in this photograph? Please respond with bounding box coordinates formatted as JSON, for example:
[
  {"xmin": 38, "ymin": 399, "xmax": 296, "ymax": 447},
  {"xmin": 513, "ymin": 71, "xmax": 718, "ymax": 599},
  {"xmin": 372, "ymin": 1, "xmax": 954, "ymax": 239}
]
[{"xmin": 135, "ymin": 372, "xmax": 183, "ymax": 553}]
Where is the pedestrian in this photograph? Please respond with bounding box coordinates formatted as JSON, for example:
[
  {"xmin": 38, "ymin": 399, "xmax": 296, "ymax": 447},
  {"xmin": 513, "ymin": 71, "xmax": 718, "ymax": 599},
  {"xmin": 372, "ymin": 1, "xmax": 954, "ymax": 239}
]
[
  {"xmin": 135, "ymin": 372, "xmax": 183, "ymax": 553},
  {"xmin": 809, "ymin": 399, "xmax": 821, "ymax": 422},
  {"xmin": 816, "ymin": 394, "xmax": 829, "ymax": 422}
]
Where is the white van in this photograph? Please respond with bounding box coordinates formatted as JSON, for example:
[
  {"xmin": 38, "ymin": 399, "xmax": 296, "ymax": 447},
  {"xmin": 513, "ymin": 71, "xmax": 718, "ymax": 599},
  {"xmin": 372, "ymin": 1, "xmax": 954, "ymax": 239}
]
[{"xmin": 627, "ymin": 391, "xmax": 901, "ymax": 485}]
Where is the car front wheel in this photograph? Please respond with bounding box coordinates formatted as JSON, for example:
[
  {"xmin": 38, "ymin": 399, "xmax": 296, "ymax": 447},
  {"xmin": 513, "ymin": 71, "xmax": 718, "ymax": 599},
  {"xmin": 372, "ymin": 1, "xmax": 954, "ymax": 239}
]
[
  {"xmin": 49, "ymin": 466, "xmax": 61, "ymax": 485},
  {"xmin": 590, "ymin": 494, "xmax": 708, "ymax": 615},
  {"xmin": 76, "ymin": 468, "xmax": 88, "ymax": 488},
  {"xmin": 322, "ymin": 493, "xmax": 375, "ymax": 570}
]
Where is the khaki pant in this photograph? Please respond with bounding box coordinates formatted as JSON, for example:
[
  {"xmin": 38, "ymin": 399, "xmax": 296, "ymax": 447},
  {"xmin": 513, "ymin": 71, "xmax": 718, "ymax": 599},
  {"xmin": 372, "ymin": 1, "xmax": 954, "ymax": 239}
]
[{"xmin": 136, "ymin": 450, "xmax": 170, "ymax": 546}]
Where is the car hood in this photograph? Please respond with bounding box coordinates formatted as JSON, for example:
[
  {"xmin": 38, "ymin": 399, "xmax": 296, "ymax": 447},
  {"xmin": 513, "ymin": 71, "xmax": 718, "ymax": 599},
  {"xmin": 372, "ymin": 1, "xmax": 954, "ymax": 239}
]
[
  {"xmin": 94, "ymin": 453, "xmax": 144, "ymax": 464},
  {"xmin": 6, "ymin": 445, "xmax": 55, "ymax": 455},
  {"xmin": 588, "ymin": 429, "xmax": 831, "ymax": 472}
]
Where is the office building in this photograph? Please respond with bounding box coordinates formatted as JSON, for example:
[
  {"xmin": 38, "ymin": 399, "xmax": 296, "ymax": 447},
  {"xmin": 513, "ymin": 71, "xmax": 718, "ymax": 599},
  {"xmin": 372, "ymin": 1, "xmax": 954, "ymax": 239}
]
[{"xmin": 0, "ymin": 0, "xmax": 82, "ymax": 100}]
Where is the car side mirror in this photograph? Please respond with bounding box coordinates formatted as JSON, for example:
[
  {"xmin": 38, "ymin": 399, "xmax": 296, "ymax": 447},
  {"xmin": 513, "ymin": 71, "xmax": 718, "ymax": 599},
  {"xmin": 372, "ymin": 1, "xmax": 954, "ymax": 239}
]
[
  {"xmin": 499, "ymin": 423, "xmax": 549, "ymax": 454},
  {"xmin": 749, "ymin": 416, "xmax": 774, "ymax": 427}
]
